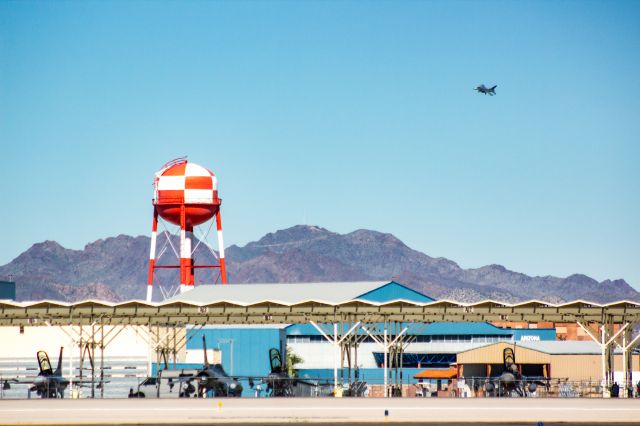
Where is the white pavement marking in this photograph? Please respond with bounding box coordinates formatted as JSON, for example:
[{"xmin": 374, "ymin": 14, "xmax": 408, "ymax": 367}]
[
  {"xmin": 2, "ymin": 399, "xmax": 640, "ymax": 424},
  {"xmin": 4, "ymin": 406, "xmax": 640, "ymax": 412}
]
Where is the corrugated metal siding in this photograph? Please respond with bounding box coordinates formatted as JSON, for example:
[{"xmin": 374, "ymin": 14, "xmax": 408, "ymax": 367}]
[
  {"xmin": 613, "ymin": 354, "xmax": 640, "ymax": 371},
  {"xmin": 551, "ymin": 355, "xmax": 601, "ymax": 380},
  {"xmin": 519, "ymin": 341, "xmax": 603, "ymax": 354},
  {"xmin": 187, "ymin": 328, "xmax": 284, "ymax": 378},
  {"xmin": 457, "ymin": 342, "xmax": 551, "ymax": 364}
]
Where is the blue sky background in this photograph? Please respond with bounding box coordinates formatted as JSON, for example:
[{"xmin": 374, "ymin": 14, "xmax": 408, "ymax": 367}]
[{"xmin": 1, "ymin": 1, "xmax": 638, "ymax": 288}]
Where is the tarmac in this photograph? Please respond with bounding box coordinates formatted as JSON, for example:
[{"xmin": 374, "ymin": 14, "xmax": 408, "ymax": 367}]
[{"xmin": 1, "ymin": 398, "xmax": 640, "ymax": 425}]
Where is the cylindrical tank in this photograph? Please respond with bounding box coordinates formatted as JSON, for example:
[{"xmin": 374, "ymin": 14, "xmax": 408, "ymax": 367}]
[{"xmin": 153, "ymin": 159, "xmax": 220, "ymax": 226}]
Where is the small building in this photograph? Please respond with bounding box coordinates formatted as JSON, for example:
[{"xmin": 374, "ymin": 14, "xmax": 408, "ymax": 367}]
[
  {"xmin": 0, "ymin": 281, "xmax": 16, "ymax": 301},
  {"xmin": 453, "ymin": 341, "xmax": 640, "ymax": 397}
]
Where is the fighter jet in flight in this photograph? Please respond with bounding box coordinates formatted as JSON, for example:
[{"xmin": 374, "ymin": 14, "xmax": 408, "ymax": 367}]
[{"xmin": 475, "ymin": 84, "xmax": 497, "ymax": 96}]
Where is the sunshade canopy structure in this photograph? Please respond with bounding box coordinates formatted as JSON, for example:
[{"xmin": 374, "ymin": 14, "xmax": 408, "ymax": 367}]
[
  {"xmin": 0, "ymin": 296, "xmax": 638, "ymax": 327},
  {"xmin": 1, "ymin": 282, "xmax": 638, "ymax": 399}
]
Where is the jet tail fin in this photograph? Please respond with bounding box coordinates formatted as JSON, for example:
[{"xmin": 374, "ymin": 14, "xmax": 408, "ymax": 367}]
[
  {"xmin": 54, "ymin": 347, "xmax": 64, "ymax": 376},
  {"xmin": 202, "ymin": 335, "xmax": 209, "ymax": 367},
  {"xmin": 269, "ymin": 348, "xmax": 283, "ymax": 374},
  {"xmin": 503, "ymin": 347, "xmax": 515, "ymax": 368},
  {"xmin": 490, "ymin": 85, "xmax": 497, "ymax": 90}
]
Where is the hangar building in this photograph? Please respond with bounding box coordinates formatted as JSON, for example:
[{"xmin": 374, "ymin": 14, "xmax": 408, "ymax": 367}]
[{"xmin": 169, "ymin": 281, "xmax": 555, "ymax": 396}]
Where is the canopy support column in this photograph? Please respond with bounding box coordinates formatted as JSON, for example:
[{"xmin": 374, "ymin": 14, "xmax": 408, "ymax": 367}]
[
  {"xmin": 362, "ymin": 321, "xmax": 407, "ymax": 398},
  {"xmin": 578, "ymin": 319, "xmax": 628, "ymax": 397},
  {"xmin": 613, "ymin": 322, "xmax": 640, "ymax": 398},
  {"xmin": 310, "ymin": 320, "xmax": 361, "ymax": 395}
]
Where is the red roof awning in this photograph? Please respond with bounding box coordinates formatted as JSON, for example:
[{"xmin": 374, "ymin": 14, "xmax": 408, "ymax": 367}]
[{"xmin": 414, "ymin": 367, "xmax": 457, "ymax": 379}]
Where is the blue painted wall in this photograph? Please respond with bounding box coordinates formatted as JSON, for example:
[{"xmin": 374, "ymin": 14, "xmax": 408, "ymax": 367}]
[
  {"xmin": 357, "ymin": 281, "xmax": 435, "ymax": 303},
  {"xmin": 165, "ymin": 327, "xmax": 286, "ymax": 396},
  {"xmin": 186, "ymin": 328, "xmax": 285, "ymax": 378},
  {"xmin": 512, "ymin": 328, "xmax": 556, "ymax": 341}
]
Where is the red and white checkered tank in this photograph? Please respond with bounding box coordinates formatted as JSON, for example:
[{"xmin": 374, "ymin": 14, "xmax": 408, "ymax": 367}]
[{"xmin": 153, "ymin": 160, "xmax": 220, "ymax": 226}]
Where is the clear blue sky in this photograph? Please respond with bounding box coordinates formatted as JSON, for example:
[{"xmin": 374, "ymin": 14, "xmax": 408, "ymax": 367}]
[{"xmin": 1, "ymin": 1, "xmax": 638, "ymax": 288}]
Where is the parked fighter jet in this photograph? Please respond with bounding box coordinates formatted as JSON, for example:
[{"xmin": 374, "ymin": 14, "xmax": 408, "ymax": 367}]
[
  {"xmin": 482, "ymin": 347, "xmax": 550, "ymax": 397},
  {"xmin": 156, "ymin": 339, "xmax": 330, "ymax": 398},
  {"xmin": 475, "ymin": 84, "xmax": 497, "ymax": 95},
  {"xmin": 176, "ymin": 336, "xmax": 243, "ymax": 397},
  {"xmin": 497, "ymin": 347, "xmax": 524, "ymax": 396},
  {"xmin": 6, "ymin": 348, "xmax": 69, "ymax": 398},
  {"xmin": 263, "ymin": 348, "xmax": 294, "ymax": 396}
]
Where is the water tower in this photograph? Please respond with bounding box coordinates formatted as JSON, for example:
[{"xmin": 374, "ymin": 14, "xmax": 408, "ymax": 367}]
[{"xmin": 146, "ymin": 158, "xmax": 227, "ymax": 302}]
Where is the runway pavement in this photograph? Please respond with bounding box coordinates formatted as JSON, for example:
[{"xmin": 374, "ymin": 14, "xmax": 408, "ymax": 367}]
[{"xmin": 1, "ymin": 398, "xmax": 640, "ymax": 425}]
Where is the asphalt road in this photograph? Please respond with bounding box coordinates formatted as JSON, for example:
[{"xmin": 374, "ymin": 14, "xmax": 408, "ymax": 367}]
[{"xmin": 1, "ymin": 398, "xmax": 640, "ymax": 425}]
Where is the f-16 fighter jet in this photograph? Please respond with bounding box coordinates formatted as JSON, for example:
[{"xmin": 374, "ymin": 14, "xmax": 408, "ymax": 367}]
[{"xmin": 475, "ymin": 84, "xmax": 497, "ymax": 95}]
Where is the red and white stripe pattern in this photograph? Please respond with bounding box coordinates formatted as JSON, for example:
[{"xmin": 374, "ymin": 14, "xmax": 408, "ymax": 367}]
[
  {"xmin": 147, "ymin": 160, "xmax": 228, "ymax": 302},
  {"xmin": 216, "ymin": 213, "xmax": 227, "ymax": 285},
  {"xmin": 154, "ymin": 161, "xmax": 218, "ymax": 204},
  {"xmin": 146, "ymin": 209, "xmax": 158, "ymax": 302}
]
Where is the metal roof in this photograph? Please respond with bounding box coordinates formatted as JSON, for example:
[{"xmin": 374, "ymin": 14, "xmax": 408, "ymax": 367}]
[
  {"xmin": 286, "ymin": 322, "xmax": 513, "ymax": 336},
  {"xmin": 193, "ymin": 324, "xmax": 288, "ymax": 330},
  {"xmin": 167, "ymin": 281, "xmax": 393, "ymax": 305},
  {"xmin": 420, "ymin": 322, "xmax": 512, "ymax": 336},
  {"xmin": 457, "ymin": 340, "xmax": 624, "ymax": 356},
  {"xmin": 0, "ymin": 295, "xmax": 639, "ymax": 327}
]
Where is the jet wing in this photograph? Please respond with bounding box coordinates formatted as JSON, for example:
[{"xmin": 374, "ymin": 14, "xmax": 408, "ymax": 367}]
[{"xmin": 5, "ymin": 377, "xmax": 105, "ymax": 385}]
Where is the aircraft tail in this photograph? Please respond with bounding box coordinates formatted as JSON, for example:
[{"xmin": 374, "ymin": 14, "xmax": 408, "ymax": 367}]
[
  {"xmin": 37, "ymin": 350, "xmax": 53, "ymax": 376},
  {"xmin": 490, "ymin": 85, "xmax": 497, "ymax": 90},
  {"xmin": 54, "ymin": 347, "xmax": 63, "ymax": 376},
  {"xmin": 269, "ymin": 348, "xmax": 283, "ymax": 374},
  {"xmin": 202, "ymin": 335, "xmax": 209, "ymax": 367},
  {"xmin": 503, "ymin": 347, "xmax": 515, "ymax": 368}
]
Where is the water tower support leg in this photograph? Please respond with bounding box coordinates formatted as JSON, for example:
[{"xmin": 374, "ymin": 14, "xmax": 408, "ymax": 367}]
[
  {"xmin": 179, "ymin": 204, "xmax": 190, "ymax": 293},
  {"xmin": 216, "ymin": 212, "xmax": 227, "ymax": 284},
  {"xmin": 186, "ymin": 224, "xmax": 194, "ymax": 286},
  {"xmin": 147, "ymin": 208, "xmax": 158, "ymax": 302}
]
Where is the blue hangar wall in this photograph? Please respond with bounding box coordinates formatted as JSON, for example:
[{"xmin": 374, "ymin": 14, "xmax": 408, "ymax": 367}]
[
  {"xmin": 161, "ymin": 281, "xmax": 556, "ymax": 395},
  {"xmin": 173, "ymin": 326, "xmax": 285, "ymax": 397},
  {"xmin": 185, "ymin": 327, "xmax": 285, "ymax": 377}
]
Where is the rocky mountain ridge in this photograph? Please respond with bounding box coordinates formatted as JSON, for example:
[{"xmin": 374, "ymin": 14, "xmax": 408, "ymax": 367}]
[{"xmin": 1, "ymin": 225, "xmax": 637, "ymax": 304}]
